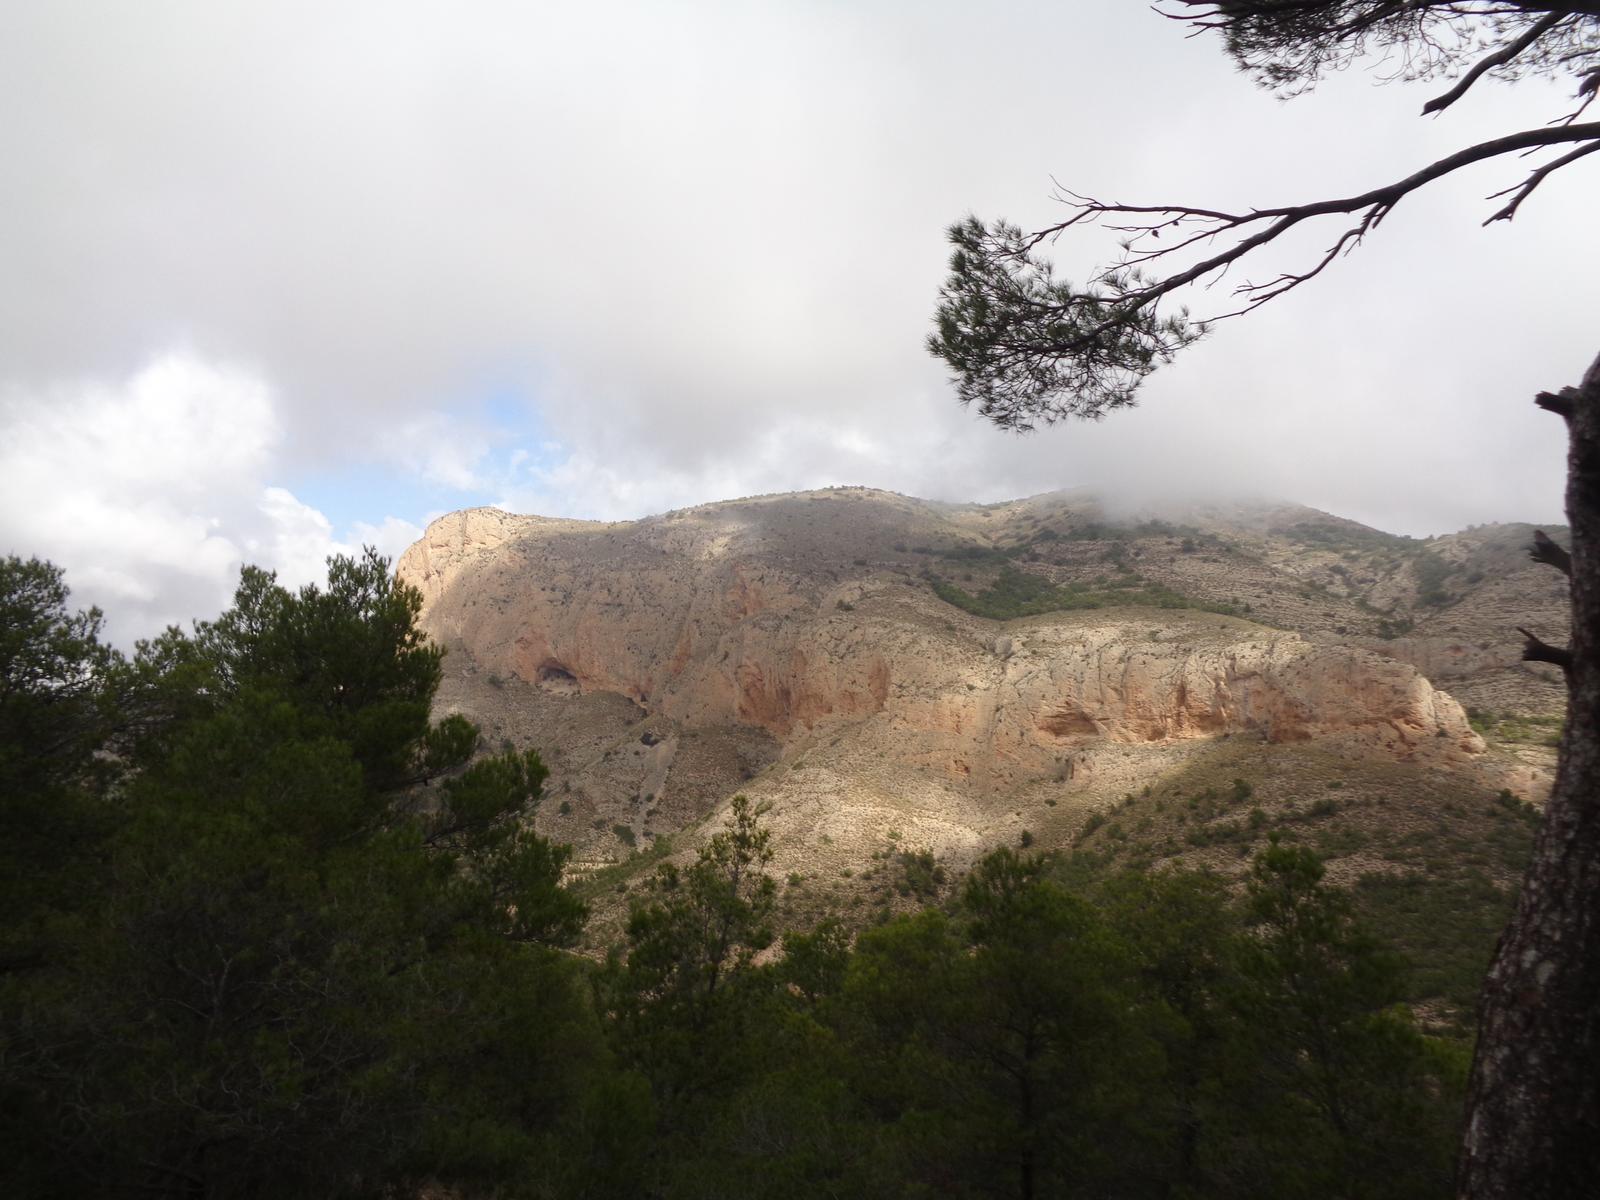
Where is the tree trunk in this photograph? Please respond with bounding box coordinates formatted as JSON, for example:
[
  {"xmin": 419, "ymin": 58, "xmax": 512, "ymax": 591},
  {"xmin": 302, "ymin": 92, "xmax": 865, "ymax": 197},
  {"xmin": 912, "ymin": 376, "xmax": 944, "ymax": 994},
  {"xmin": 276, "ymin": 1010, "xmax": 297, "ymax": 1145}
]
[{"xmin": 1459, "ymin": 350, "xmax": 1600, "ymax": 1199}]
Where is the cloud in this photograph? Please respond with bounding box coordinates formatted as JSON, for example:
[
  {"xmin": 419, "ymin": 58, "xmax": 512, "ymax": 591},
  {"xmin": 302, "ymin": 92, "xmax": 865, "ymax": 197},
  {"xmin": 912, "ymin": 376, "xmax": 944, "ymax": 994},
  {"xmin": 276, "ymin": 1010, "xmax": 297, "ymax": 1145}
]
[
  {"xmin": 0, "ymin": 1, "xmax": 1595, "ymax": 631},
  {"xmin": 0, "ymin": 354, "xmax": 421, "ymax": 644},
  {"xmin": 378, "ymin": 412, "xmax": 497, "ymax": 492}
]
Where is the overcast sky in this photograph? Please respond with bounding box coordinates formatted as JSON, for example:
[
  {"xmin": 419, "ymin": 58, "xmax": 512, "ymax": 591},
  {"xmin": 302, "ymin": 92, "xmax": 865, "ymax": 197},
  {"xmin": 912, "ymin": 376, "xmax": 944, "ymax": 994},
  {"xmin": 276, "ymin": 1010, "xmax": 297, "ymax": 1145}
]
[{"xmin": 3, "ymin": 1, "xmax": 1597, "ymax": 643}]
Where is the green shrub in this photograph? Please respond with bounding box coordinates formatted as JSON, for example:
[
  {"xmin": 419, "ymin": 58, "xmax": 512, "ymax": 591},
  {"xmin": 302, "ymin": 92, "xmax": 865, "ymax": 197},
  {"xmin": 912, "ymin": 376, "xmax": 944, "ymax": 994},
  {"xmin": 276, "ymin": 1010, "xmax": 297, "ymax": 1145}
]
[
  {"xmin": 927, "ymin": 563, "xmax": 1238, "ymax": 622},
  {"xmin": 895, "ymin": 849, "xmax": 947, "ymax": 900},
  {"xmin": 1355, "ymin": 869, "xmax": 1519, "ymax": 1014},
  {"xmin": 1414, "ymin": 551, "xmax": 1456, "ymax": 607},
  {"xmin": 1495, "ymin": 789, "xmax": 1541, "ymax": 826}
]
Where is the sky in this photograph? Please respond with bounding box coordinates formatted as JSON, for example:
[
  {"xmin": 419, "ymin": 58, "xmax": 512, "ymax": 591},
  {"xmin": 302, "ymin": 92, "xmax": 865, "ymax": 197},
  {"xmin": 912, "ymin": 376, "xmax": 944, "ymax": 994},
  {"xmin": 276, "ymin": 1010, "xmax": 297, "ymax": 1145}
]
[{"xmin": 3, "ymin": 1, "xmax": 1597, "ymax": 644}]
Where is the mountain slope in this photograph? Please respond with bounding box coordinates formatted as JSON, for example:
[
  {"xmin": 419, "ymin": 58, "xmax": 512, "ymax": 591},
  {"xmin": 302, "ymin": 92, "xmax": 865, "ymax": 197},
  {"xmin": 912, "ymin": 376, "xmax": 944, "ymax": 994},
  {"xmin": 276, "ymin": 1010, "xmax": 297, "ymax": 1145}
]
[{"xmin": 396, "ymin": 488, "xmax": 1555, "ymax": 942}]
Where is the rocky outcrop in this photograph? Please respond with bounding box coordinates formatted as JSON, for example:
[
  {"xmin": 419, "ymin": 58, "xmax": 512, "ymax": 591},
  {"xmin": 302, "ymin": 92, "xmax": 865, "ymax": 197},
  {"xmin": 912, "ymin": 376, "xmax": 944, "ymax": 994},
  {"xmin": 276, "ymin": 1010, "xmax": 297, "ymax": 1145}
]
[{"xmin": 397, "ymin": 506, "xmax": 597, "ymax": 609}]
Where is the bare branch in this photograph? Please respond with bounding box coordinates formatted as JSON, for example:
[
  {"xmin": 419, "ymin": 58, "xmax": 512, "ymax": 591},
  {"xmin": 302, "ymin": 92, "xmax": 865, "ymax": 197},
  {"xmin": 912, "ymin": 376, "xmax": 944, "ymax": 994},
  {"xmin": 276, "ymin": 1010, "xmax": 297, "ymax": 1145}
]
[
  {"xmin": 1555, "ymin": 90, "xmax": 1598, "ymax": 126},
  {"xmin": 1485, "ymin": 137, "xmax": 1600, "ymax": 221},
  {"xmin": 1518, "ymin": 626, "xmax": 1574, "ymax": 673},
  {"xmin": 1422, "ymin": 12, "xmax": 1568, "ymax": 114},
  {"xmin": 1038, "ymin": 121, "xmax": 1600, "ymax": 329},
  {"xmin": 1529, "ymin": 529, "xmax": 1573, "ymax": 575}
]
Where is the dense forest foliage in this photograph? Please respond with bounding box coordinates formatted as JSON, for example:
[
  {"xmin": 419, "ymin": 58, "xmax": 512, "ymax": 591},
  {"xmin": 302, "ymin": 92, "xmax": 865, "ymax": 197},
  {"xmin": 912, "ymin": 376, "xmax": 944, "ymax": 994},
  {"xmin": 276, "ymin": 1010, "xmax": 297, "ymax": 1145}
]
[{"xmin": 2, "ymin": 553, "xmax": 1470, "ymax": 1198}]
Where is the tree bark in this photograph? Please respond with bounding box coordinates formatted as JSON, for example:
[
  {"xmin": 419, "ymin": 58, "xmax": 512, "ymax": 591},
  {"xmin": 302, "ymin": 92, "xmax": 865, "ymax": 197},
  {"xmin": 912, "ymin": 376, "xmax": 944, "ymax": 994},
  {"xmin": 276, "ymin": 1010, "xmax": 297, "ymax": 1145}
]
[{"xmin": 1459, "ymin": 349, "xmax": 1600, "ymax": 1199}]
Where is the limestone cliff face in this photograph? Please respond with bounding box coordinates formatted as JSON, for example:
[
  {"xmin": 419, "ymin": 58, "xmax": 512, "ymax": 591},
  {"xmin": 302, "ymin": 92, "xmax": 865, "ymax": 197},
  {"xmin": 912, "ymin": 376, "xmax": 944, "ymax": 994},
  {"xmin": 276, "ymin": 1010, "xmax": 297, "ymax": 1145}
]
[
  {"xmin": 397, "ymin": 494, "xmax": 1484, "ymax": 802},
  {"xmin": 397, "ymin": 507, "xmax": 598, "ymax": 609}
]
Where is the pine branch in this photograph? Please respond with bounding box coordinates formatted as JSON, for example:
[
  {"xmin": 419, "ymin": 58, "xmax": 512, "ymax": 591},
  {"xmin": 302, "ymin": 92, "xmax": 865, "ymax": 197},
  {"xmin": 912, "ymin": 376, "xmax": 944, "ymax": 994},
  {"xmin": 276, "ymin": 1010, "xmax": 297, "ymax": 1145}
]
[
  {"xmin": 1422, "ymin": 12, "xmax": 1568, "ymax": 115},
  {"xmin": 1036, "ymin": 122, "xmax": 1600, "ymax": 329}
]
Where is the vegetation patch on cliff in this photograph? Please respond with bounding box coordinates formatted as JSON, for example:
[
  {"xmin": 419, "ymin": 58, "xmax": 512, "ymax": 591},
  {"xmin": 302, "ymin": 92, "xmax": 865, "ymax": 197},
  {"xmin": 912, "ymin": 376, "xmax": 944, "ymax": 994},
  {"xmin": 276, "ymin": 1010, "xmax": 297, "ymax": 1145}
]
[{"xmin": 928, "ymin": 562, "xmax": 1241, "ymax": 621}]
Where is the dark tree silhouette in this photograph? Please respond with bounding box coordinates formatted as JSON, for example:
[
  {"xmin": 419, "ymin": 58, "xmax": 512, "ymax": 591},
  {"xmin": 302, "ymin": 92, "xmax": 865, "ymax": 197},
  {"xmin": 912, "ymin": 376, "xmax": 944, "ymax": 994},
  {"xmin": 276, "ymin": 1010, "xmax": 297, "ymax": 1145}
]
[{"xmin": 929, "ymin": 5, "xmax": 1600, "ymax": 1198}]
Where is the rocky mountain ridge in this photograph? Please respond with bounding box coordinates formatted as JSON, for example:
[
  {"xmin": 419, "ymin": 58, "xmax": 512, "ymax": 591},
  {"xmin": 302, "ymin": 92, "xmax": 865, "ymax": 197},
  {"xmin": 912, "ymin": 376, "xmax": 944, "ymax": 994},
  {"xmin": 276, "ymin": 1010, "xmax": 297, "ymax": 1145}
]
[{"xmin": 397, "ymin": 488, "xmax": 1560, "ymax": 919}]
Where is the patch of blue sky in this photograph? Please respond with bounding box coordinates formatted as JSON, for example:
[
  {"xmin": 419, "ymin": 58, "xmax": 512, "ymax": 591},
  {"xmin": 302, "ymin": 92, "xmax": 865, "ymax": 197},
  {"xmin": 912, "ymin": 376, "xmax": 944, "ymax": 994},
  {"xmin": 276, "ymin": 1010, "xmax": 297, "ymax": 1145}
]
[
  {"xmin": 289, "ymin": 379, "xmax": 571, "ymax": 533},
  {"xmin": 466, "ymin": 379, "xmax": 571, "ymax": 488},
  {"xmin": 287, "ymin": 462, "xmax": 489, "ymax": 534}
]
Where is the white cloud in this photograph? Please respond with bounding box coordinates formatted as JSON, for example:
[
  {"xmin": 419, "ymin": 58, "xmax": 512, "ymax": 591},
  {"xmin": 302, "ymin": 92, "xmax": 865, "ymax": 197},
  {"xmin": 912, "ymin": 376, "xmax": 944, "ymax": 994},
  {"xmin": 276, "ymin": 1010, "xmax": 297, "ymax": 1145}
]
[
  {"xmin": 250, "ymin": 487, "xmax": 348, "ymax": 590},
  {"xmin": 347, "ymin": 515, "xmax": 428, "ymax": 563},
  {"xmin": 250, "ymin": 490, "xmax": 425, "ymax": 594},
  {"xmin": 0, "ymin": 354, "xmax": 421, "ymax": 644},
  {"xmin": 378, "ymin": 412, "xmax": 495, "ymax": 492},
  {"xmin": 0, "ymin": 0, "xmax": 1594, "ymax": 628}
]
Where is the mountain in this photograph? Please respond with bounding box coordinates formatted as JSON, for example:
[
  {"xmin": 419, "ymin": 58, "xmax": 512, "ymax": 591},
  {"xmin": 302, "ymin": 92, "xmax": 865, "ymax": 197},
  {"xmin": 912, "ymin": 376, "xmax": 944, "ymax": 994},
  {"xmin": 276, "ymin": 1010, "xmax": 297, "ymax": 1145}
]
[{"xmin": 396, "ymin": 487, "xmax": 1561, "ymax": 994}]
